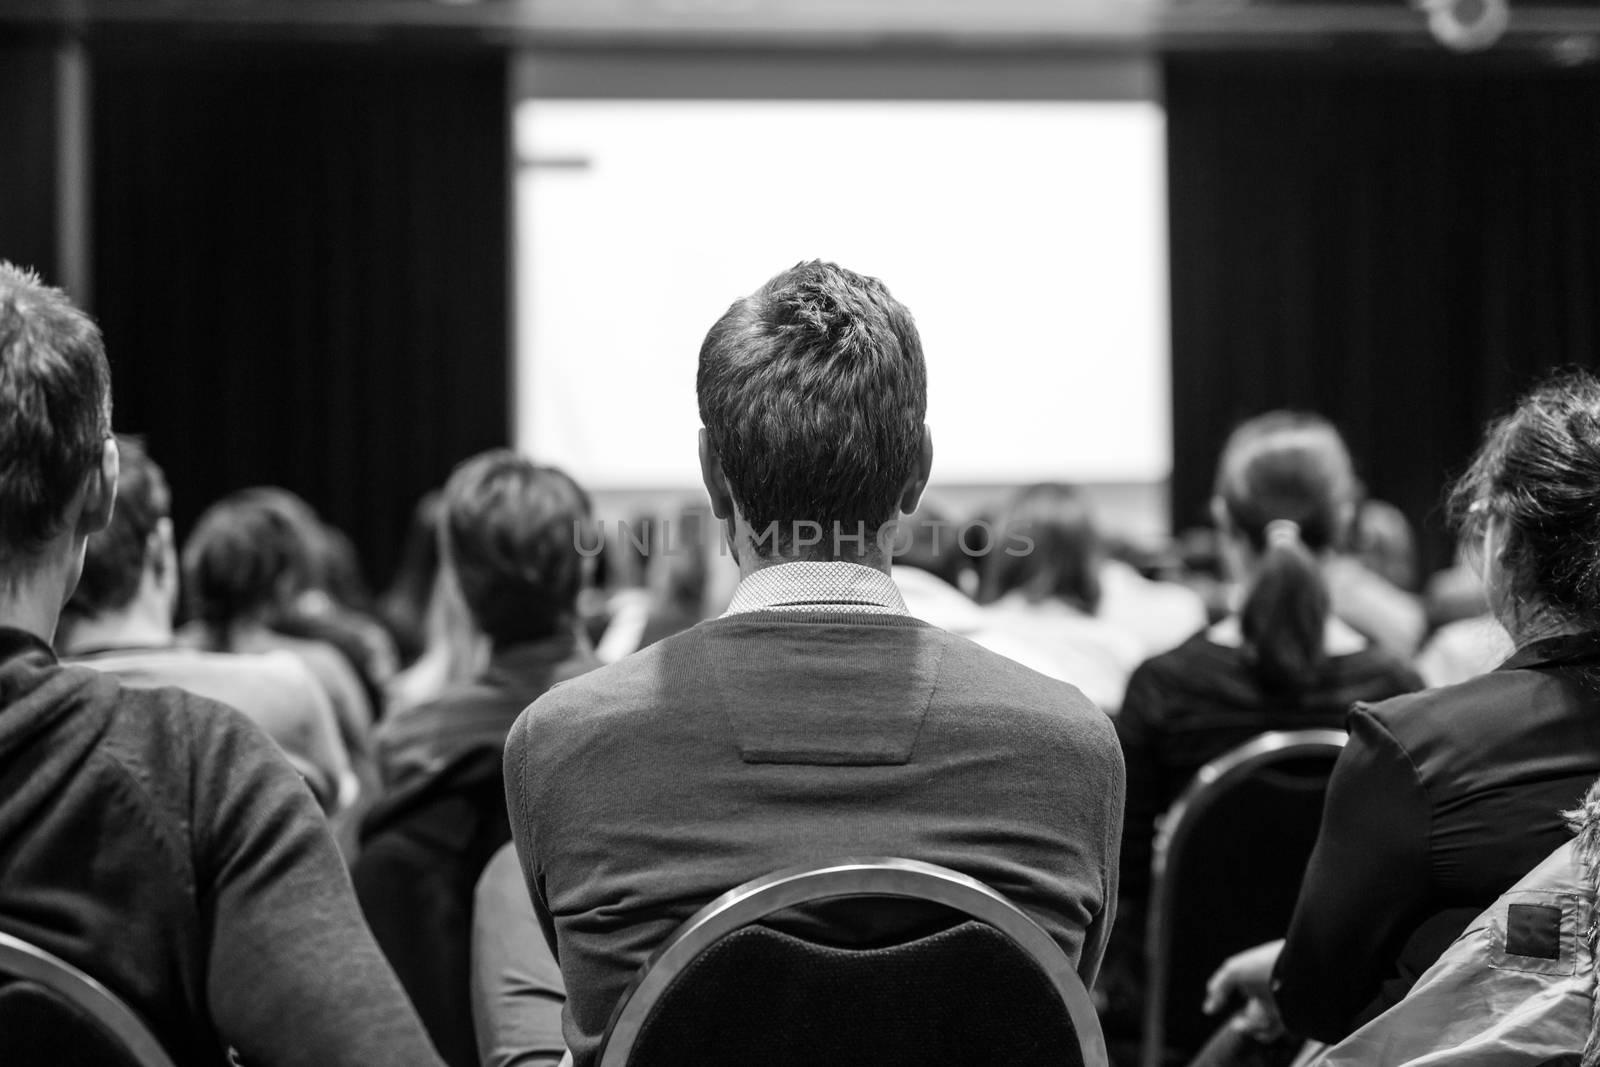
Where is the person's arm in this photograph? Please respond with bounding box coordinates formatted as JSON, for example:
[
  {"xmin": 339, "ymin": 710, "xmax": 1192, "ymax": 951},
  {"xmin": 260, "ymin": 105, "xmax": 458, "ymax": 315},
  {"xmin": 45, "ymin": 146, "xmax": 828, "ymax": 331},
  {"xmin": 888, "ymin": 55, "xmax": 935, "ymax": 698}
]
[
  {"xmin": 192, "ymin": 699, "xmax": 443, "ymax": 1067},
  {"xmin": 1077, "ymin": 718, "xmax": 1126, "ymax": 988},
  {"xmin": 504, "ymin": 710, "xmax": 566, "ymax": 971},
  {"xmin": 285, "ymin": 658, "xmax": 360, "ymax": 813},
  {"xmin": 472, "ymin": 844, "xmax": 568, "ymax": 1067},
  {"xmin": 1326, "ymin": 556, "xmax": 1427, "ymax": 660},
  {"xmin": 1270, "ymin": 705, "xmax": 1432, "ymax": 1042},
  {"xmin": 1113, "ymin": 663, "xmax": 1166, "ymax": 937},
  {"xmin": 304, "ymin": 642, "xmax": 375, "ymax": 761}
]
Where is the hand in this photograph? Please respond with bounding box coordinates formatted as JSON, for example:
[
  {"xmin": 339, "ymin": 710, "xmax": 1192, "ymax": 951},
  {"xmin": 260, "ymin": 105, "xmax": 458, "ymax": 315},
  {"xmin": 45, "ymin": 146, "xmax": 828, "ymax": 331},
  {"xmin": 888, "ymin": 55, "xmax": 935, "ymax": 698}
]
[{"xmin": 1203, "ymin": 939, "xmax": 1286, "ymax": 1040}]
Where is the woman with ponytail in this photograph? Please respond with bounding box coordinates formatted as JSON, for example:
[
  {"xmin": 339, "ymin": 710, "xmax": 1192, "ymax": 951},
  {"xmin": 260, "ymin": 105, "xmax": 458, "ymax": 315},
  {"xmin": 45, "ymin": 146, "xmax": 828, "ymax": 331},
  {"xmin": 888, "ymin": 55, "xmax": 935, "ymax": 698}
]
[
  {"xmin": 1112, "ymin": 414, "xmax": 1421, "ymax": 946},
  {"xmin": 1204, "ymin": 371, "xmax": 1600, "ymax": 1061},
  {"xmin": 1102, "ymin": 415, "xmax": 1421, "ymax": 1045}
]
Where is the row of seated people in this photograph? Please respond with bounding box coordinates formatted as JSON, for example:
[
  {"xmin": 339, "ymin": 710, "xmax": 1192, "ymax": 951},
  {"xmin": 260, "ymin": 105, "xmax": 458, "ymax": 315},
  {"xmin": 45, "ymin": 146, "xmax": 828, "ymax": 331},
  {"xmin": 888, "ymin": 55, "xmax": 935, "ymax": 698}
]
[
  {"xmin": 592, "ymin": 481, "xmax": 1503, "ymax": 720},
  {"xmin": 3, "ymin": 257, "xmax": 1600, "ymax": 1067}
]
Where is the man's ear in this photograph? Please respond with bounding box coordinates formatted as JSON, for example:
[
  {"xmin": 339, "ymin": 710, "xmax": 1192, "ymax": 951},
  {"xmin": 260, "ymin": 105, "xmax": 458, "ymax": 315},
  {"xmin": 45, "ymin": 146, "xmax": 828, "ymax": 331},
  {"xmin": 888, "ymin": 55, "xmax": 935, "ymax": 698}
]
[
  {"xmin": 698, "ymin": 429, "xmax": 735, "ymax": 521},
  {"xmin": 78, "ymin": 436, "xmax": 119, "ymax": 537},
  {"xmin": 897, "ymin": 424, "xmax": 934, "ymax": 515}
]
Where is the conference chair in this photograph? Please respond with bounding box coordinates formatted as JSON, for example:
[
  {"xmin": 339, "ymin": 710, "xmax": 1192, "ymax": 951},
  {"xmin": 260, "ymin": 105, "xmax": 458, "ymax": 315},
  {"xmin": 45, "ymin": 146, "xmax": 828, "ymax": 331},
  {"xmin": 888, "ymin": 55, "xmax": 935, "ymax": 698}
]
[
  {"xmin": 1140, "ymin": 729, "xmax": 1349, "ymax": 1067},
  {"xmin": 597, "ymin": 856, "xmax": 1107, "ymax": 1067},
  {"xmin": 0, "ymin": 929, "xmax": 177, "ymax": 1067}
]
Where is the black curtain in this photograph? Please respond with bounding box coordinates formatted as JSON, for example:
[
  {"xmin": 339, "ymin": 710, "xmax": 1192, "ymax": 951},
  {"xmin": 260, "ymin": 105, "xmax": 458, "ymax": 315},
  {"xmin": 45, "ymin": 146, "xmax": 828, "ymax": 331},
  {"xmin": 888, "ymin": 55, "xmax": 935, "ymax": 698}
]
[
  {"xmin": 1165, "ymin": 54, "xmax": 1600, "ymax": 576},
  {"xmin": 0, "ymin": 35, "xmax": 65, "ymax": 286},
  {"xmin": 91, "ymin": 43, "xmax": 510, "ymax": 588}
]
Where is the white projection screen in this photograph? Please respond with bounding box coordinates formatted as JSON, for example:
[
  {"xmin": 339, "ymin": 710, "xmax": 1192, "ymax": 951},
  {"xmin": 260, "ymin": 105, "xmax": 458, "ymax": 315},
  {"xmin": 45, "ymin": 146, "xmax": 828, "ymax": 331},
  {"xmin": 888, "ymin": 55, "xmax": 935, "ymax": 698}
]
[{"xmin": 513, "ymin": 95, "xmax": 1170, "ymax": 494}]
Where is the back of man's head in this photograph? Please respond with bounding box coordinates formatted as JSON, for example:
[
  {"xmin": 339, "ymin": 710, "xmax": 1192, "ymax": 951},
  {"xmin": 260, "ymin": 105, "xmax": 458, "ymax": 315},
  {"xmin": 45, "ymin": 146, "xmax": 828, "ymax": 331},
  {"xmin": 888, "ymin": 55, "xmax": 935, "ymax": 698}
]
[
  {"xmin": 68, "ymin": 435, "xmax": 169, "ymax": 620},
  {"xmin": 183, "ymin": 492, "xmax": 312, "ymax": 632},
  {"xmin": 442, "ymin": 450, "xmax": 590, "ymax": 648},
  {"xmin": 697, "ymin": 260, "xmax": 927, "ymax": 558},
  {"xmin": 0, "ymin": 263, "xmax": 112, "ymax": 568}
]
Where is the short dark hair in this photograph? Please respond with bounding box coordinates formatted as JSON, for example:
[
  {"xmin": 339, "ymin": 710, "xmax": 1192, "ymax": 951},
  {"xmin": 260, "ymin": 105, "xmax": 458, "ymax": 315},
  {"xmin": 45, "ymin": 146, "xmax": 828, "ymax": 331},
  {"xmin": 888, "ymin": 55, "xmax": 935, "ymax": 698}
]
[
  {"xmin": 183, "ymin": 490, "xmax": 314, "ymax": 635},
  {"xmin": 0, "ymin": 262, "xmax": 112, "ymax": 563},
  {"xmin": 67, "ymin": 435, "xmax": 168, "ymax": 619},
  {"xmin": 1450, "ymin": 369, "xmax": 1600, "ymax": 631},
  {"xmin": 442, "ymin": 450, "xmax": 590, "ymax": 647},
  {"xmin": 697, "ymin": 260, "xmax": 926, "ymax": 556}
]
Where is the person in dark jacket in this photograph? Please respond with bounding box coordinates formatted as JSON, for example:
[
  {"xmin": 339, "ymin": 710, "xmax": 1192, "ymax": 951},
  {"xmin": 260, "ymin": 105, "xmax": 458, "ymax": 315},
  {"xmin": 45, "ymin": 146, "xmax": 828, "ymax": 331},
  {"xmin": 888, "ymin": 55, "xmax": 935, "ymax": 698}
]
[
  {"xmin": 1102, "ymin": 413, "xmax": 1421, "ymax": 1050},
  {"xmin": 1205, "ymin": 370, "xmax": 1600, "ymax": 1051},
  {"xmin": 0, "ymin": 261, "xmax": 443, "ymax": 1066},
  {"xmin": 357, "ymin": 450, "xmax": 600, "ymax": 1067}
]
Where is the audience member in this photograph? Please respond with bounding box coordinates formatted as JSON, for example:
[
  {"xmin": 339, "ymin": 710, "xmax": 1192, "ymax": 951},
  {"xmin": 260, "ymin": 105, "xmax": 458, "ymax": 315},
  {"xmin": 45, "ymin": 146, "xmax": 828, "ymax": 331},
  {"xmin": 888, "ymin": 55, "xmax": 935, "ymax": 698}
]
[
  {"xmin": 1313, "ymin": 774, "xmax": 1600, "ymax": 1065},
  {"xmin": 638, "ymin": 502, "xmax": 714, "ymax": 648},
  {"xmin": 376, "ymin": 490, "xmax": 444, "ymax": 667},
  {"xmin": 241, "ymin": 486, "xmax": 400, "ymax": 706},
  {"xmin": 1412, "ymin": 612, "xmax": 1514, "ymax": 688},
  {"xmin": 384, "ymin": 497, "xmax": 490, "ymax": 717},
  {"xmin": 0, "ymin": 262, "xmax": 442, "ymax": 1066},
  {"xmin": 372, "ymin": 452, "xmax": 599, "ymax": 787},
  {"xmin": 1321, "ymin": 494, "xmax": 1429, "ymax": 658},
  {"xmin": 179, "ymin": 491, "xmax": 375, "ymax": 758},
  {"xmin": 1206, "ymin": 371, "xmax": 1600, "ymax": 1049},
  {"xmin": 58, "ymin": 436, "xmax": 356, "ymax": 811},
  {"xmin": 503, "ymin": 260, "xmax": 1125, "ymax": 1067},
  {"xmin": 591, "ymin": 528, "xmax": 653, "ymax": 663},
  {"xmin": 594, "ymin": 503, "xmax": 714, "ymax": 662},
  {"xmin": 1105, "ymin": 412, "xmax": 1421, "ymax": 1036},
  {"xmin": 1422, "ymin": 543, "xmax": 1494, "ymax": 629},
  {"xmin": 1323, "ymin": 552, "xmax": 1428, "ymax": 660},
  {"xmin": 472, "ymin": 843, "xmax": 568, "ymax": 1067},
  {"xmin": 977, "ymin": 482, "xmax": 1148, "ymax": 712},
  {"xmin": 358, "ymin": 450, "xmax": 600, "ymax": 1067},
  {"xmin": 1173, "ymin": 524, "xmax": 1233, "ymax": 623},
  {"xmin": 1349, "ymin": 497, "xmax": 1419, "ymax": 592},
  {"xmin": 890, "ymin": 504, "xmax": 989, "ymax": 634},
  {"xmin": 1096, "ymin": 551, "xmax": 1210, "ymax": 660}
]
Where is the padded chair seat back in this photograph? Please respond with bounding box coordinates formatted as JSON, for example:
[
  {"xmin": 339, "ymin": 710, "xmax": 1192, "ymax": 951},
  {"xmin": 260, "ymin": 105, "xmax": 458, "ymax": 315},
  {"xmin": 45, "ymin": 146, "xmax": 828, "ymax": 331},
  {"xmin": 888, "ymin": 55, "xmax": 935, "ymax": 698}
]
[
  {"xmin": 0, "ymin": 930, "xmax": 177, "ymax": 1067},
  {"xmin": 628, "ymin": 919, "xmax": 1082, "ymax": 1067},
  {"xmin": 599, "ymin": 858, "xmax": 1106, "ymax": 1067},
  {"xmin": 0, "ymin": 980, "xmax": 150, "ymax": 1067},
  {"xmin": 1145, "ymin": 731, "xmax": 1346, "ymax": 1067}
]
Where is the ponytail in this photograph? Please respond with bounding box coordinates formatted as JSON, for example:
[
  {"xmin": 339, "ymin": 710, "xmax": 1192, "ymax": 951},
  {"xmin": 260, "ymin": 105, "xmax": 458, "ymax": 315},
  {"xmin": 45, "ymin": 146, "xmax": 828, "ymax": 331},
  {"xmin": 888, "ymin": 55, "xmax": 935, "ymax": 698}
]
[{"xmin": 1240, "ymin": 519, "xmax": 1329, "ymax": 693}]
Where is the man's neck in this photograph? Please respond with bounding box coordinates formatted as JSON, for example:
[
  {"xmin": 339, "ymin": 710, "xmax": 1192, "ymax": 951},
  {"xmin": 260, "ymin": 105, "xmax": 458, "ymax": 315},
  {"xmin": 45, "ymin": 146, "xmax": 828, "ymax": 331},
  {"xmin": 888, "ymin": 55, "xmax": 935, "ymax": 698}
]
[
  {"xmin": 0, "ymin": 567, "xmax": 72, "ymax": 647},
  {"xmin": 727, "ymin": 518, "xmax": 894, "ymax": 581}
]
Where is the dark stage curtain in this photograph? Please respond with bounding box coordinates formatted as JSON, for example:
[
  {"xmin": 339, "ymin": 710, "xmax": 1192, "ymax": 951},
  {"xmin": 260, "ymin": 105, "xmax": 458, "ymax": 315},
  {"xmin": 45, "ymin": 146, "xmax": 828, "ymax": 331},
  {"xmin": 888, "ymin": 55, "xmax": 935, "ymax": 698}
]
[
  {"xmin": 0, "ymin": 36, "xmax": 65, "ymax": 288},
  {"xmin": 91, "ymin": 43, "xmax": 510, "ymax": 588},
  {"xmin": 1164, "ymin": 55, "xmax": 1600, "ymax": 576}
]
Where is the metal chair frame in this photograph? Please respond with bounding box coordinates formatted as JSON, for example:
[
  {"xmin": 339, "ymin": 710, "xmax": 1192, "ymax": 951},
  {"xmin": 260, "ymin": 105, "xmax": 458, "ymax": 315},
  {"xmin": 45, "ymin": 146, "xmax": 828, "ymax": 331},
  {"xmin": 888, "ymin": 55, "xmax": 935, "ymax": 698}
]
[
  {"xmin": 597, "ymin": 856, "xmax": 1108, "ymax": 1067},
  {"xmin": 1140, "ymin": 729, "xmax": 1349, "ymax": 1067},
  {"xmin": 0, "ymin": 928, "xmax": 178, "ymax": 1067}
]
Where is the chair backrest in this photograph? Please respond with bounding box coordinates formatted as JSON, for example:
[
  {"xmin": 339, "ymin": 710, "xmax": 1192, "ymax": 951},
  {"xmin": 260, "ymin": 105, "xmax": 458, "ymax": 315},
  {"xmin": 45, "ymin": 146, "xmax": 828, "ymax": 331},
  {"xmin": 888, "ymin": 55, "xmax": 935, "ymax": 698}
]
[
  {"xmin": 1141, "ymin": 729, "xmax": 1348, "ymax": 1067},
  {"xmin": 597, "ymin": 857, "xmax": 1108, "ymax": 1067},
  {"xmin": 0, "ymin": 929, "xmax": 177, "ymax": 1067}
]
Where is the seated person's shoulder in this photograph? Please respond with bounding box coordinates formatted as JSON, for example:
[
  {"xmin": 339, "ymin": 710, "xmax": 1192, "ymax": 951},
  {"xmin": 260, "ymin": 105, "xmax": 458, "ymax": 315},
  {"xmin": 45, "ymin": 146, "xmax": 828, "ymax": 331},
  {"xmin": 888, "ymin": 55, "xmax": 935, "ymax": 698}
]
[
  {"xmin": 238, "ymin": 647, "xmax": 326, "ymax": 691},
  {"xmin": 1113, "ymin": 632, "xmax": 1219, "ymax": 706},
  {"xmin": 519, "ymin": 629, "xmax": 684, "ymax": 724},
  {"xmin": 936, "ymin": 630, "xmax": 1117, "ymax": 737},
  {"xmin": 106, "ymin": 672, "xmax": 277, "ymax": 748},
  {"xmin": 64, "ymin": 667, "xmax": 286, "ymax": 800},
  {"xmin": 1350, "ymin": 664, "xmax": 1529, "ymax": 757}
]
